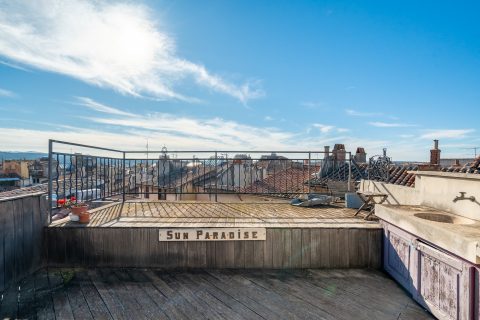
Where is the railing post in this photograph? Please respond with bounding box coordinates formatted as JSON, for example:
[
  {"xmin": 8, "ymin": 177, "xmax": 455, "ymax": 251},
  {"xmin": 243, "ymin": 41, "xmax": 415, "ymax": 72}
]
[
  {"xmin": 122, "ymin": 152, "xmax": 126, "ymax": 202},
  {"xmin": 348, "ymin": 152, "xmax": 352, "ymax": 192},
  {"xmin": 308, "ymin": 152, "xmax": 311, "ymax": 194},
  {"xmin": 215, "ymin": 151, "xmax": 218, "ymax": 202},
  {"xmin": 47, "ymin": 139, "xmax": 53, "ymax": 224}
]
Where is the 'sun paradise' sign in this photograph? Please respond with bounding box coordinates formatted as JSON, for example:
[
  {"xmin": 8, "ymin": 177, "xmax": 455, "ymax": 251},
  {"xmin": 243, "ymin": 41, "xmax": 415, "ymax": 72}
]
[{"xmin": 159, "ymin": 228, "xmax": 266, "ymax": 242}]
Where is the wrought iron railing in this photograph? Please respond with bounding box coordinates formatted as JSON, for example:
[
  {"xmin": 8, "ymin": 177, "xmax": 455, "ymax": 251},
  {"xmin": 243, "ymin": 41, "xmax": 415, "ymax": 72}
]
[{"xmin": 48, "ymin": 140, "xmax": 354, "ymax": 216}]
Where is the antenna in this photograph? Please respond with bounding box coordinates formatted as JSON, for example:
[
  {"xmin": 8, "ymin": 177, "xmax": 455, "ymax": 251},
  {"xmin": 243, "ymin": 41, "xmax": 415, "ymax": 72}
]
[{"xmin": 464, "ymin": 147, "xmax": 480, "ymax": 158}]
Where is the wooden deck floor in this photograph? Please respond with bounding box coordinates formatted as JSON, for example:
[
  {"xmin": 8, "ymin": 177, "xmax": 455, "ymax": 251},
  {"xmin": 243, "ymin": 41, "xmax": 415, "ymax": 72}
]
[
  {"xmin": 0, "ymin": 268, "xmax": 432, "ymax": 320},
  {"xmin": 50, "ymin": 201, "xmax": 379, "ymax": 228}
]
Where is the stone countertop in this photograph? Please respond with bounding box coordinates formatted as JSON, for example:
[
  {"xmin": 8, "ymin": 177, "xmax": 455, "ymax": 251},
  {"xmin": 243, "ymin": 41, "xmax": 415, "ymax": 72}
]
[{"xmin": 376, "ymin": 204, "xmax": 480, "ymax": 264}]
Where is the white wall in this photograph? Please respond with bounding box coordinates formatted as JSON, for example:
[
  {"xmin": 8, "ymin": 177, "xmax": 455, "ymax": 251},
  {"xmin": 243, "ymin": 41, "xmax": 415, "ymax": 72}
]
[
  {"xmin": 360, "ymin": 172, "xmax": 480, "ymax": 221},
  {"xmin": 359, "ymin": 180, "xmax": 420, "ymax": 205},
  {"xmin": 416, "ymin": 172, "xmax": 480, "ymax": 220}
]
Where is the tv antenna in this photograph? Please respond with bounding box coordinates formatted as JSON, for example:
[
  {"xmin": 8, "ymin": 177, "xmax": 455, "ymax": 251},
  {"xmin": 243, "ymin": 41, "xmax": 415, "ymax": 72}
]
[{"xmin": 464, "ymin": 147, "xmax": 480, "ymax": 158}]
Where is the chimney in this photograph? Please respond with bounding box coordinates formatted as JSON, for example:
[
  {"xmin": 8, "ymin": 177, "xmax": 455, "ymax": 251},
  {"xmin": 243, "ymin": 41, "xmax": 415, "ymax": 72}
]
[
  {"xmin": 324, "ymin": 146, "xmax": 330, "ymax": 159},
  {"xmin": 430, "ymin": 139, "xmax": 441, "ymax": 165},
  {"xmin": 333, "ymin": 144, "xmax": 346, "ymax": 161},
  {"xmin": 354, "ymin": 147, "xmax": 367, "ymax": 163}
]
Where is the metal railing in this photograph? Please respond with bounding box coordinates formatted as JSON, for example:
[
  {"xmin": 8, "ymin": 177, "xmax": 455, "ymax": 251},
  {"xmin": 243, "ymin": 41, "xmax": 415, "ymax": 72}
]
[{"xmin": 48, "ymin": 140, "xmax": 355, "ymax": 217}]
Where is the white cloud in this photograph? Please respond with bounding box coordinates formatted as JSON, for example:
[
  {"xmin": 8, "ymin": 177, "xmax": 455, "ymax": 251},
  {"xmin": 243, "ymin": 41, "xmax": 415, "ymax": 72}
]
[
  {"xmin": 345, "ymin": 109, "xmax": 382, "ymax": 117},
  {"xmin": 369, "ymin": 122, "xmax": 416, "ymax": 128},
  {"xmin": 0, "ymin": 60, "xmax": 30, "ymax": 72},
  {"xmin": 264, "ymin": 116, "xmax": 273, "ymax": 121},
  {"xmin": 313, "ymin": 123, "xmax": 335, "ymax": 133},
  {"xmin": 313, "ymin": 124, "xmax": 350, "ymax": 134},
  {"xmin": 420, "ymin": 129, "xmax": 475, "ymax": 140},
  {"xmin": 0, "ymin": 1, "xmax": 263, "ymax": 103},
  {"xmin": 74, "ymin": 96, "xmax": 135, "ymax": 117},
  {"xmin": 0, "ymin": 87, "xmax": 15, "ymax": 98}
]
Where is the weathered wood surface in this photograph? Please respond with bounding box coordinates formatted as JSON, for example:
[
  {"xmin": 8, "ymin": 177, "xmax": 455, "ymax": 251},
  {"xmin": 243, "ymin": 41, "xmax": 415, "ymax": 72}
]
[
  {"xmin": 47, "ymin": 227, "xmax": 383, "ymax": 269},
  {"xmin": 0, "ymin": 194, "xmax": 48, "ymax": 292},
  {"xmin": 0, "ymin": 268, "xmax": 434, "ymax": 320},
  {"xmin": 49, "ymin": 201, "xmax": 379, "ymax": 228}
]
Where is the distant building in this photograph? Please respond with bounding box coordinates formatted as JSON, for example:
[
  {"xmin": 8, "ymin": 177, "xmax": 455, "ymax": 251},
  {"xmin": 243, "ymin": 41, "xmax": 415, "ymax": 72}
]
[{"xmin": 3, "ymin": 160, "xmax": 30, "ymax": 179}]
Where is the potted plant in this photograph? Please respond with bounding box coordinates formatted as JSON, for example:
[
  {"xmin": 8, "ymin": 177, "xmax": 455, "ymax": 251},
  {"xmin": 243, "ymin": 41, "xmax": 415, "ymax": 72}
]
[{"xmin": 58, "ymin": 197, "xmax": 89, "ymax": 221}]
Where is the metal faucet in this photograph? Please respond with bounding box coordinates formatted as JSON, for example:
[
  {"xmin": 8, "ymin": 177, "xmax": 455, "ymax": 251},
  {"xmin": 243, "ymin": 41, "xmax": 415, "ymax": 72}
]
[{"xmin": 453, "ymin": 192, "xmax": 476, "ymax": 202}]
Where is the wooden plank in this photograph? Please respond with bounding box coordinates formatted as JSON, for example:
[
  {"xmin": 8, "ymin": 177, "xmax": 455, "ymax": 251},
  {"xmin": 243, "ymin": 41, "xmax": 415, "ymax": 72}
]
[
  {"xmin": 348, "ymin": 229, "xmax": 361, "ymax": 268},
  {"xmin": 13, "ymin": 198, "xmax": 25, "ymax": 280},
  {"xmin": 0, "ymin": 201, "xmax": 7, "ymax": 291},
  {"xmin": 282, "ymin": 229, "xmax": 292, "ymax": 268},
  {"xmin": 88, "ymin": 269, "xmax": 129, "ymax": 320},
  {"xmin": 234, "ymin": 241, "xmax": 245, "ymax": 268},
  {"xmin": 239, "ymin": 269, "xmax": 336, "ymax": 320},
  {"xmin": 17, "ymin": 273, "xmax": 37, "ymax": 319},
  {"xmin": 310, "ymin": 229, "xmax": 322, "ymax": 268},
  {"xmin": 113, "ymin": 269, "xmax": 168, "ymax": 320},
  {"xmin": 128, "ymin": 269, "xmax": 189, "ymax": 320},
  {"xmin": 290, "ymin": 229, "xmax": 302, "ymax": 269},
  {"xmin": 184, "ymin": 271, "xmax": 263, "ymax": 319},
  {"xmin": 48, "ymin": 269, "xmax": 75, "ymax": 320},
  {"xmin": 301, "ymin": 229, "xmax": 311, "ymax": 268},
  {"xmin": 271, "ymin": 229, "xmax": 284, "ymax": 269},
  {"xmin": 62, "ymin": 270, "xmax": 94, "ymax": 319},
  {"xmin": 98, "ymin": 269, "xmax": 147, "ymax": 319},
  {"xmin": 263, "ymin": 229, "xmax": 273, "ymax": 268},
  {"xmin": 21, "ymin": 197, "xmax": 34, "ymax": 276},
  {"xmin": 32, "ymin": 196, "xmax": 44, "ymax": 269},
  {"xmin": 171, "ymin": 271, "xmax": 244, "ymax": 320},
  {"xmin": 3, "ymin": 200, "xmax": 15, "ymax": 288},
  {"xmin": 203, "ymin": 269, "xmax": 284, "ymax": 320},
  {"xmin": 144, "ymin": 269, "xmax": 199, "ymax": 318},
  {"xmin": 75, "ymin": 269, "xmax": 113, "ymax": 320},
  {"xmin": 34, "ymin": 270, "xmax": 55, "ymax": 320},
  {"xmin": 244, "ymin": 241, "xmax": 255, "ymax": 268},
  {"xmin": 368, "ymin": 229, "xmax": 382, "ymax": 269}
]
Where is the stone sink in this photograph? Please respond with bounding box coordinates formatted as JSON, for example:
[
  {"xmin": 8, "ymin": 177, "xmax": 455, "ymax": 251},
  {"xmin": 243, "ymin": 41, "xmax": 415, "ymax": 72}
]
[{"xmin": 376, "ymin": 204, "xmax": 480, "ymax": 264}]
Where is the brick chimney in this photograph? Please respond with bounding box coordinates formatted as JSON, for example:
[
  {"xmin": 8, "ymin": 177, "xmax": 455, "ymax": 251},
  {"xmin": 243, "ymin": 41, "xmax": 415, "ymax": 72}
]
[
  {"xmin": 333, "ymin": 144, "xmax": 346, "ymax": 161},
  {"xmin": 354, "ymin": 147, "xmax": 366, "ymax": 163},
  {"xmin": 430, "ymin": 139, "xmax": 441, "ymax": 165}
]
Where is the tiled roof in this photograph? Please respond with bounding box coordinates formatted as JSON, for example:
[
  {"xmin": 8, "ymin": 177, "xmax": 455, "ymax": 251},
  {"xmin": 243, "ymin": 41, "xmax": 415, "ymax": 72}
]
[
  {"xmin": 242, "ymin": 165, "xmax": 316, "ymax": 195},
  {"xmin": 310, "ymin": 156, "xmax": 480, "ymax": 188},
  {"xmin": 0, "ymin": 183, "xmax": 47, "ymax": 200}
]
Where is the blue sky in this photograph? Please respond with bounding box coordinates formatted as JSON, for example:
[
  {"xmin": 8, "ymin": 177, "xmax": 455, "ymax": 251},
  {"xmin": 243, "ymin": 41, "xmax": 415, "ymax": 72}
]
[{"xmin": 0, "ymin": 0, "xmax": 478, "ymax": 161}]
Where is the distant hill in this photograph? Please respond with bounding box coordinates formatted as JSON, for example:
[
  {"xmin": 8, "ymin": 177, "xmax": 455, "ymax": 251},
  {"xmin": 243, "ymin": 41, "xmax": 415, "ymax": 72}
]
[{"xmin": 0, "ymin": 151, "xmax": 48, "ymax": 161}]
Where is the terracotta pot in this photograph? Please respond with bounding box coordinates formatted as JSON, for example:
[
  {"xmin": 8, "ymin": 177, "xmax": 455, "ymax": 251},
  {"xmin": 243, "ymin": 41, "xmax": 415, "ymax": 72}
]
[
  {"xmin": 79, "ymin": 212, "xmax": 90, "ymax": 224},
  {"xmin": 70, "ymin": 205, "xmax": 89, "ymax": 215}
]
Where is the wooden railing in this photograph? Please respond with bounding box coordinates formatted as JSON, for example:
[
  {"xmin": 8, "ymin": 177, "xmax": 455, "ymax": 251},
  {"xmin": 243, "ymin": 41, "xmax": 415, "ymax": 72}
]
[{"xmin": 0, "ymin": 193, "xmax": 48, "ymax": 292}]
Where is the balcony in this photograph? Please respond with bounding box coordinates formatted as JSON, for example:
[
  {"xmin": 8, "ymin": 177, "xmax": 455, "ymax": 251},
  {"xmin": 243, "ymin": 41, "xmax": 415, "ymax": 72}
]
[{"xmin": 0, "ymin": 140, "xmax": 436, "ymax": 319}]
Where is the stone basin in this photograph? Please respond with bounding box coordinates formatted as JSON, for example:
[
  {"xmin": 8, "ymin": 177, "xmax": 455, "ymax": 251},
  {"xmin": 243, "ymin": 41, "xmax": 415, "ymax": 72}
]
[{"xmin": 414, "ymin": 212, "xmax": 476, "ymax": 225}]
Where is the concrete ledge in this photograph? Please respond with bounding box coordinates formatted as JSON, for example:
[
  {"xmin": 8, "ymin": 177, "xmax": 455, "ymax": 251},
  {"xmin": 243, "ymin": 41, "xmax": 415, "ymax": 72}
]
[{"xmin": 376, "ymin": 204, "xmax": 480, "ymax": 264}]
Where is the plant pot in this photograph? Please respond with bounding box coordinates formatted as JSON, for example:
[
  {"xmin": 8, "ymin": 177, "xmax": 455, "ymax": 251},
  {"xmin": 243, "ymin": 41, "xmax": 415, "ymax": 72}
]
[
  {"xmin": 79, "ymin": 212, "xmax": 90, "ymax": 224},
  {"xmin": 70, "ymin": 205, "xmax": 89, "ymax": 215}
]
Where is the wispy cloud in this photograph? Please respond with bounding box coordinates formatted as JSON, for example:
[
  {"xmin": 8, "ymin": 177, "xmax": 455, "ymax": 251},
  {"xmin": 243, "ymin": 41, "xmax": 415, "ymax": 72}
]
[
  {"xmin": 313, "ymin": 123, "xmax": 349, "ymax": 134},
  {"xmin": 0, "ymin": 60, "xmax": 30, "ymax": 72},
  {"xmin": 313, "ymin": 123, "xmax": 335, "ymax": 133},
  {"xmin": 345, "ymin": 109, "xmax": 382, "ymax": 117},
  {"xmin": 74, "ymin": 97, "xmax": 135, "ymax": 117},
  {"xmin": 0, "ymin": 1, "xmax": 263, "ymax": 103},
  {"xmin": 264, "ymin": 116, "xmax": 274, "ymax": 121},
  {"xmin": 420, "ymin": 129, "xmax": 475, "ymax": 140},
  {"xmin": 302, "ymin": 101, "xmax": 325, "ymax": 109},
  {"xmin": 369, "ymin": 122, "xmax": 416, "ymax": 128},
  {"xmin": 0, "ymin": 87, "xmax": 15, "ymax": 98}
]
